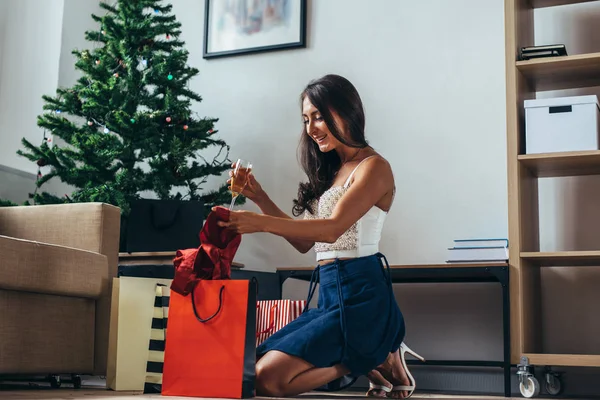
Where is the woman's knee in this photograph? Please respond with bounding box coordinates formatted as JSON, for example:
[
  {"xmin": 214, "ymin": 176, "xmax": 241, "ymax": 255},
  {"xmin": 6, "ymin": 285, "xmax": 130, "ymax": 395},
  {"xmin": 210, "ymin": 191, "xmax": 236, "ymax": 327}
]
[{"xmin": 256, "ymin": 362, "xmax": 288, "ymax": 397}]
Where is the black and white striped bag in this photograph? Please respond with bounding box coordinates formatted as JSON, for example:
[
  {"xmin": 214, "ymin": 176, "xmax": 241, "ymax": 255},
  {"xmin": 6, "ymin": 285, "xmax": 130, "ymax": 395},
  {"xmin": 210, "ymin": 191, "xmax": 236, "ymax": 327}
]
[{"xmin": 144, "ymin": 283, "xmax": 169, "ymax": 393}]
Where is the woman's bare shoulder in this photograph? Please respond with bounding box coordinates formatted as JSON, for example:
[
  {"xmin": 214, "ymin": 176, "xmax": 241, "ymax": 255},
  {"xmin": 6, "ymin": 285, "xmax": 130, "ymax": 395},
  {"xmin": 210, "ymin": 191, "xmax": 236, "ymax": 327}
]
[
  {"xmin": 361, "ymin": 152, "xmax": 393, "ymax": 175},
  {"xmin": 352, "ymin": 152, "xmax": 394, "ymax": 189}
]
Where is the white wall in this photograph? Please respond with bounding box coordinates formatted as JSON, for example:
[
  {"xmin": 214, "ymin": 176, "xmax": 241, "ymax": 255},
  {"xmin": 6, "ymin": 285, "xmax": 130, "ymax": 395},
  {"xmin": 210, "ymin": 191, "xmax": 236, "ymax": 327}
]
[
  {"xmin": 58, "ymin": 0, "xmax": 104, "ymax": 89},
  {"xmin": 41, "ymin": 0, "xmax": 105, "ymax": 197},
  {"xmin": 177, "ymin": 0, "xmax": 509, "ymax": 270},
  {"xmin": 0, "ymin": 0, "xmax": 64, "ymax": 173},
  {"xmin": 0, "ymin": 1, "xmax": 7, "ymax": 89}
]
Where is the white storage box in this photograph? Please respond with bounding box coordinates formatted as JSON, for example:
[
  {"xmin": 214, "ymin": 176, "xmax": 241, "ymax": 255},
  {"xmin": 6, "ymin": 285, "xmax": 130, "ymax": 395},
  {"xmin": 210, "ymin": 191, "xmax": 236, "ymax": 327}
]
[{"xmin": 524, "ymin": 95, "xmax": 600, "ymax": 154}]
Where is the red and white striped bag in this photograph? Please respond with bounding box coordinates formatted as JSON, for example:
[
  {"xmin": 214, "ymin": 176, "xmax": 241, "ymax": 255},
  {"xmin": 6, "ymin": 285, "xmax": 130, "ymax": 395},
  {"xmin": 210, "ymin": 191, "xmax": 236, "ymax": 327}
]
[{"xmin": 256, "ymin": 300, "xmax": 307, "ymax": 347}]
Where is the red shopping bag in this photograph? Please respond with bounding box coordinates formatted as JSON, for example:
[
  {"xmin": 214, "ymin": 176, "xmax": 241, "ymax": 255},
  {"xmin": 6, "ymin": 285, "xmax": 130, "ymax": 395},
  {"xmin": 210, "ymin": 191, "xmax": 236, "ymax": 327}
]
[
  {"xmin": 256, "ymin": 300, "xmax": 307, "ymax": 347},
  {"xmin": 162, "ymin": 279, "xmax": 257, "ymax": 398}
]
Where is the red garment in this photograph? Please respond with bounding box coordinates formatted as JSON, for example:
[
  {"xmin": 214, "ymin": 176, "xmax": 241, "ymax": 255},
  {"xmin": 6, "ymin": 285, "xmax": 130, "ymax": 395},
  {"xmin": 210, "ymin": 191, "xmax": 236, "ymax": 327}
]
[{"xmin": 170, "ymin": 206, "xmax": 241, "ymax": 296}]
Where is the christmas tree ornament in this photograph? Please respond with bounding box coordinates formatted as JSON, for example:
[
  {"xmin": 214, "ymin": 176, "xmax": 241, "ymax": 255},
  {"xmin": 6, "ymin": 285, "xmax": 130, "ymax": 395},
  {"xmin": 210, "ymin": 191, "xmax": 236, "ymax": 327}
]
[
  {"xmin": 114, "ymin": 72, "xmax": 119, "ymax": 78},
  {"xmin": 166, "ymin": 117, "xmax": 172, "ymax": 123},
  {"xmin": 183, "ymin": 125, "xmax": 189, "ymax": 130},
  {"xmin": 130, "ymin": 118, "xmax": 136, "ymax": 123},
  {"xmin": 167, "ymin": 73, "xmax": 173, "ymax": 80},
  {"xmin": 104, "ymin": 127, "xmax": 110, "ymax": 133},
  {"xmin": 96, "ymin": 60, "xmax": 100, "ymax": 65},
  {"xmin": 88, "ymin": 121, "xmax": 93, "ymax": 126}
]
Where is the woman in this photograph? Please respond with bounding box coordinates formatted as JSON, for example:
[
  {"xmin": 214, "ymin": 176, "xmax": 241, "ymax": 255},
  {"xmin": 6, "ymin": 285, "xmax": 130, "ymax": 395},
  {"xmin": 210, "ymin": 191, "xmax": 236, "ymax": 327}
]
[{"xmin": 215, "ymin": 74, "xmax": 423, "ymax": 398}]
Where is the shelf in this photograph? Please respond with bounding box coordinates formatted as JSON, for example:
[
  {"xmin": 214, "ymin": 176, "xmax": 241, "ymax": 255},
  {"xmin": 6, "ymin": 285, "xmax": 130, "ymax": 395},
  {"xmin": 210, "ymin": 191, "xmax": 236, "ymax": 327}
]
[
  {"xmin": 277, "ymin": 262, "xmax": 509, "ymax": 271},
  {"xmin": 523, "ymin": 353, "xmax": 600, "ymax": 367},
  {"xmin": 518, "ymin": 150, "xmax": 600, "ymax": 177},
  {"xmin": 516, "ymin": 51, "xmax": 600, "ymax": 91},
  {"xmin": 118, "ymin": 251, "xmax": 244, "ymax": 268},
  {"xmin": 531, "ymin": 0, "xmax": 599, "ymax": 8},
  {"xmin": 521, "ymin": 251, "xmax": 600, "ymax": 266}
]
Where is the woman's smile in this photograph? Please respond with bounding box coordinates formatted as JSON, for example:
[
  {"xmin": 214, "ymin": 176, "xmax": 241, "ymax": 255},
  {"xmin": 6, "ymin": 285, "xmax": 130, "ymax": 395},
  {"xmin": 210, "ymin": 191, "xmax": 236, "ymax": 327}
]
[{"xmin": 313, "ymin": 134, "xmax": 327, "ymax": 143}]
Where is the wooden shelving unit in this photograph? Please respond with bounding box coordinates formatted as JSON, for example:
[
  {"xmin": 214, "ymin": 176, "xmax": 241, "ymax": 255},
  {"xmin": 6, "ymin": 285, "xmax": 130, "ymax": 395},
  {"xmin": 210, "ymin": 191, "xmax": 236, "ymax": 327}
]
[
  {"xmin": 522, "ymin": 353, "xmax": 600, "ymax": 367},
  {"xmin": 518, "ymin": 150, "xmax": 600, "ymax": 177},
  {"xmin": 517, "ymin": 52, "xmax": 600, "ymax": 91},
  {"xmin": 521, "ymin": 250, "xmax": 600, "ymax": 266},
  {"xmin": 505, "ymin": 0, "xmax": 600, "ymax": 396},
  {"xmin": 531, "ymin": 0, "xmax": 598, "ymax": 8}
]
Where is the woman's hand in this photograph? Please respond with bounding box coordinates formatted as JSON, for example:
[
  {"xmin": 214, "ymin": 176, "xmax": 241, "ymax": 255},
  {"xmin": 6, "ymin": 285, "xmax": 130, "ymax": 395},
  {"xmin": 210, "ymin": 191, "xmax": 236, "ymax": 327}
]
[
  {"xmin": 228, "ymin": 164, "xmax": 266, "ymax": 203},
  {"xmin": 213, "ymin": 207, "xmax": 264, "ymax": 234}
]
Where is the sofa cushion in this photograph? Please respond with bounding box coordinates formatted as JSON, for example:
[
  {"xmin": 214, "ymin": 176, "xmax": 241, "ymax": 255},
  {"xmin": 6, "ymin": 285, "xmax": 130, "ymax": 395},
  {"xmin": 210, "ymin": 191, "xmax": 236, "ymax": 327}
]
[
  {"xmin": 0, "ymin": 290, "xmax": 95, "ymax": 374},
  {"xmin": 0, "ymin": 203, "xmax": 120, "ymax": 255},
  {"xmin": 0, "ymin": 235, "xmax": 106, "ymax": 298}
]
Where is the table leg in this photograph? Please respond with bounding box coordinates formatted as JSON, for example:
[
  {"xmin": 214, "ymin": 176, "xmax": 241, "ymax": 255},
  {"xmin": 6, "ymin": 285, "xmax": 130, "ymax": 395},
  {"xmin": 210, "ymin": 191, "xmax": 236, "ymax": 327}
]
[
  {"xmin": 501, "ymin": 268, "xmax": 511, "ymax": 397},
  {"xmin": 277, "ymin": 271, "xmax": 284, "ymax": 300},
  {"xmin": 488, "ymin": 266, "xmax": 512, "ymax": 397}
]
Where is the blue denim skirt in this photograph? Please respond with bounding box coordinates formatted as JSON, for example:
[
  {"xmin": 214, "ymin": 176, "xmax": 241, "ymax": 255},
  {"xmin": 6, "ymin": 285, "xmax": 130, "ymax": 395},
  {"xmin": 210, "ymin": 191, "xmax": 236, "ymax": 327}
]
[{"xmin": 256, "ymin": 252, "xmax": 405, "ymax": 391}]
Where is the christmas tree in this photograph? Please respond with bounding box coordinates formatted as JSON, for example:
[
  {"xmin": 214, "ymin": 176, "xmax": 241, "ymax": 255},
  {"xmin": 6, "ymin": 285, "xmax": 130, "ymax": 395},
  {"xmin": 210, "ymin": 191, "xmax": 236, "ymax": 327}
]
[{"xmin": 12, "ymin": 0, "xmax": 232, "ymax": 214}]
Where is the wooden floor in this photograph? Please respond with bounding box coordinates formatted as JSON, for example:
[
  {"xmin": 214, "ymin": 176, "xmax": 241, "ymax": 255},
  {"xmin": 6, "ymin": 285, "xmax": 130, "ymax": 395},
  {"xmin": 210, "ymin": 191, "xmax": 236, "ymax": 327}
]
[
  {"xmin": 0, "ymin": 378, "xmax": 572, "ymax": 400},
  {"xmin": 0, "ymin": 388, "xmax": 571, "ymax": 400}
]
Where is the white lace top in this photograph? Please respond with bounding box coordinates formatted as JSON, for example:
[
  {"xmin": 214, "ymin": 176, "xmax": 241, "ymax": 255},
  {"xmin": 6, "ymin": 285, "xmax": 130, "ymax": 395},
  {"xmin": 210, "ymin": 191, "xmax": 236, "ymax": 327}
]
[{"xmin": 303, "ymin": 156, "xmax": 388, "ymax": 261}]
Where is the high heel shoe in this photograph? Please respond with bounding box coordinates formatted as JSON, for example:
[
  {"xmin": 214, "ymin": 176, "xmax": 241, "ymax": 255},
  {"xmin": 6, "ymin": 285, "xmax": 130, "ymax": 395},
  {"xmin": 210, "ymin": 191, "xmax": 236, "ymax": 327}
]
[
  {"xmin": 366, "ymin": 369, "xmax": 392, "ymax": 397},
  {"xmin": 389, "ymin": 343, "xmax": 425, "ymax": 399},
  {"xmin": 367, "ymin": 382, "xmax": 391, "ymax": 397}
]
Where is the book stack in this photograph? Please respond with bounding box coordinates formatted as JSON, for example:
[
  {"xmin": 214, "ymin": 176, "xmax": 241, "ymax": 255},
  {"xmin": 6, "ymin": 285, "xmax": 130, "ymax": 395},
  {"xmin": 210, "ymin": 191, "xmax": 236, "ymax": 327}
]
[
  {"xmin": 446, "ymin": 238, "xmax": 509, "ymax": 263},
  {"xmin": 519, "ymin": 44, "xmax": 567, "ymax": 60}
]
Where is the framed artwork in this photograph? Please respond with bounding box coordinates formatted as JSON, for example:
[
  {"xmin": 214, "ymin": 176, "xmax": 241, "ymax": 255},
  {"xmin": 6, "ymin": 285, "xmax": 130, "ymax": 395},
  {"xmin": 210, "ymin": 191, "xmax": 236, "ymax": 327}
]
[{"xmin": 203, "ymin": 0, "xmax": 307, "ymax": 59}]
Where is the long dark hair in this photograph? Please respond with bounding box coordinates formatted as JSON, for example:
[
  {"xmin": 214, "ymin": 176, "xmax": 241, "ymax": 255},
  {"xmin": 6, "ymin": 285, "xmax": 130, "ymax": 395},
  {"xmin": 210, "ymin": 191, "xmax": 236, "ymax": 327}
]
[{"xmin": 292, "ymin": 74, "xmax": 368, "ymax": 217}]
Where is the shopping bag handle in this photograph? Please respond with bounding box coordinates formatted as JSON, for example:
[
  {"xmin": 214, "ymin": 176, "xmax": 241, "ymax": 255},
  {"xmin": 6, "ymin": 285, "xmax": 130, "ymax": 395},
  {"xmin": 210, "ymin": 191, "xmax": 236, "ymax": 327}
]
[
  {"xmin": 191, "ymin": 284, "xmax": 225, "ymax": 323},
  {"xmin": 256, "ymin": 303, "xmax": 278, "ymax": 335}
]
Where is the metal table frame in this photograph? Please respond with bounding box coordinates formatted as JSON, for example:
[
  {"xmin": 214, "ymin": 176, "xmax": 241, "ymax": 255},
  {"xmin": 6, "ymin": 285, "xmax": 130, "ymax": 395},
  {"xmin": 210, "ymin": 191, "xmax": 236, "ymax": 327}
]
[{"xmin": 277, "ymin": 263, "xmax": 511, "ymax": 397}]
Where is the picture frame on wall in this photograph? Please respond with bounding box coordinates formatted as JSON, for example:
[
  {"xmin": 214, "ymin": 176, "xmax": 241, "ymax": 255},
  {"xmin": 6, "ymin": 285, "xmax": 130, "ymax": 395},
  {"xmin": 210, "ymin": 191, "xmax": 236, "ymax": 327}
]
[{"xmin": 203, "ymin": 0, "xmax": 307, "ymax": 59}]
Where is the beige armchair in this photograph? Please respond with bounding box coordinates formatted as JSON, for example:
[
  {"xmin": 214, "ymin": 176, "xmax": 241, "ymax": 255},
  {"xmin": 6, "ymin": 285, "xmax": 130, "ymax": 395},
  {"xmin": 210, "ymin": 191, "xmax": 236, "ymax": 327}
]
[{"xmin": 0, "ymin": 203, "xmax": 120, "ymax": 377}]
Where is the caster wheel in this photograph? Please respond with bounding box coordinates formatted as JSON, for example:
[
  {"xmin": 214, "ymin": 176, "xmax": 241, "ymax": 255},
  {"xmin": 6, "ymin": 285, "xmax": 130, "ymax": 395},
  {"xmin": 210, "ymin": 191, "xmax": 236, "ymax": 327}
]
[
  {"xmin": 49, "ymin": 375, "xmax": 61, "ymax": 388},
  {"xmin": 72, "ymin": 375, "xmax": 82, "ymax": 389},
  {"xmin": 520, "ymin": 376, "xmax": 540, "ymax": 398},
  {"xmin": 545, "ymin": 373, "xmax": 562, "ymax": 396}
]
